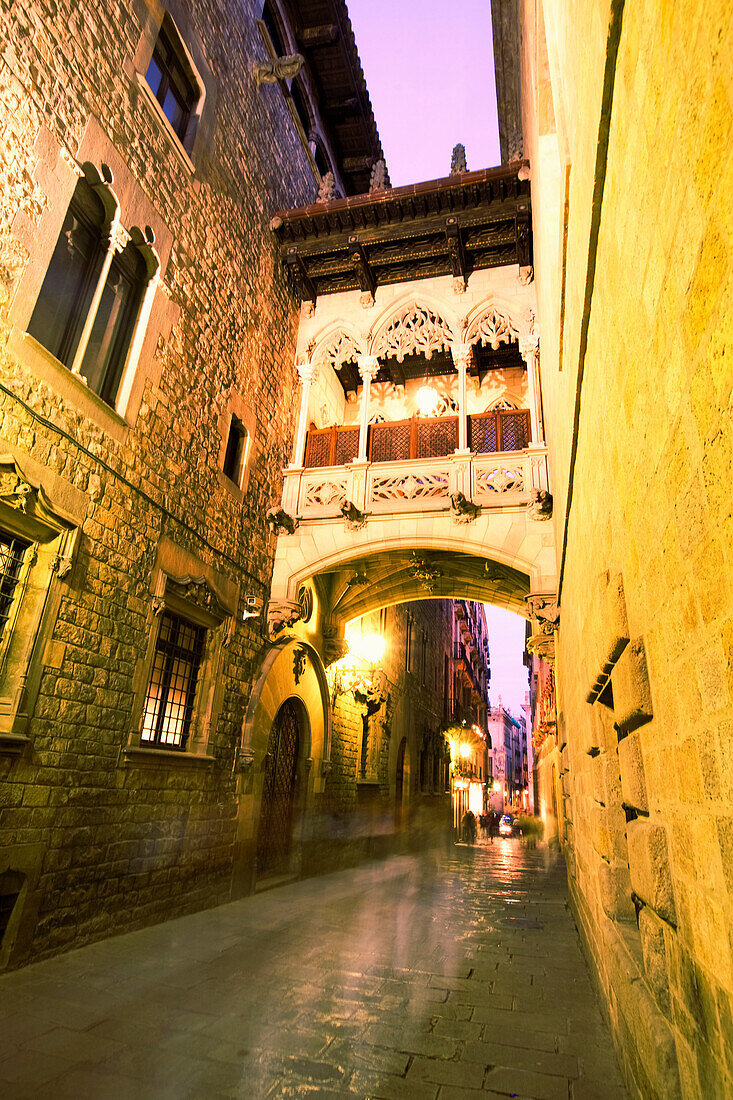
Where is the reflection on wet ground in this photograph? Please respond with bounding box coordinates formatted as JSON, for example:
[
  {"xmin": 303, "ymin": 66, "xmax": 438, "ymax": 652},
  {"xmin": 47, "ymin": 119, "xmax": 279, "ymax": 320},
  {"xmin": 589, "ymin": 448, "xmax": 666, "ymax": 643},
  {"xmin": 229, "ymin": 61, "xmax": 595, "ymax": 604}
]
[{"xmin": 0, "ymin": 839, "xmax": 627, "ymax": 1098}]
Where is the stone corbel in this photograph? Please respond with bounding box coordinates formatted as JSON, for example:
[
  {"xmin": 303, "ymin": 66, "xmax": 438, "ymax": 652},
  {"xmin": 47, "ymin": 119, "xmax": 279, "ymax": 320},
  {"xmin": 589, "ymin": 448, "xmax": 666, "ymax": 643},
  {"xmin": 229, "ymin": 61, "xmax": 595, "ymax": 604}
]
[
  {"xmin": 233, "ymin": 746, "xmax": 255, "ymax": 773},
  {"xmin": 449, "ymin": 491, "xmax": 479, "ymax": 524},
  {"xmin": 526, "ymin": 633, "xmax": 555, "ymax": 665},
  {"xmin": 341, "ymin": 500, "xmax": 366, "ymax": 530},
  {"xmin": 321, "ymin": 760, "xmax": 333, "ymax": 778},
  {"xmin": 254, "ymin": 53, "xmax": 304, "ymax": 86},
  {"xmin": 266, "ymin": 505, "xmax": 297, "ymax": 536},
  {"xmin": 525, "ymin": 593, "xmax": 559, "ymax": 635},
  {"xmin": 266, "ymin": 598, "xmax": 302, "ymax": 641}
]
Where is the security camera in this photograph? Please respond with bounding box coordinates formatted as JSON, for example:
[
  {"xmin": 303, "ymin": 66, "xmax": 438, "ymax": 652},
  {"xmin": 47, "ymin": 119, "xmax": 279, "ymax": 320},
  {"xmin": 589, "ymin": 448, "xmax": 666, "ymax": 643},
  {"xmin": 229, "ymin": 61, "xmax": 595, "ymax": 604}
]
[{"xmin": 243, "ymin": 594, "xmax": 264, "ymax": 619}]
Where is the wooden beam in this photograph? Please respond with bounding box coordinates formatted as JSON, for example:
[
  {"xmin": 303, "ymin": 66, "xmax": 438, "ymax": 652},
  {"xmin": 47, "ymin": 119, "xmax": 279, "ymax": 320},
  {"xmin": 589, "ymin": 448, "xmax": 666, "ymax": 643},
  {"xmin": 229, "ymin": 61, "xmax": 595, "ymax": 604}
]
[
  {"xmin": 516, "ymin": 208, "xmax": 532, "ymax": 268},
  {"xmin": 445, "ymin": 216, "xmax": 468, "ymax": 282},
  {"xmin": 298, "ymin": 23, "xmax": 340, "ymax": 47},
  {"xmin": 285, "ymin": 247, "xmax": 317, "ymax": 304},
  {"xmin": 321, "ymin": 96, "xmax": 360, "ymax": 119},
  {"xmin": 348, "ymin": 235, "xmax": 376, "ymax": 297}
]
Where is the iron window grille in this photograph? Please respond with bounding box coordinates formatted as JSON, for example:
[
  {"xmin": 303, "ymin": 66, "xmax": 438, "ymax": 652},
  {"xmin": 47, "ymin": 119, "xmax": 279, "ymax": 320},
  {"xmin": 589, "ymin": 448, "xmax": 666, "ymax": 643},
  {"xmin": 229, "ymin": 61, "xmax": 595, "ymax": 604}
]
[
  {"xmin": 0, "ymin": 532, "xmax": 30, "ymax": 644},
  {"xmin": 141, "ymin": 611, "xmax": 206, "ymax": 750},
  {"xmin": 145, "ymin": 23, "xmax": 198, "ymax": 141}
]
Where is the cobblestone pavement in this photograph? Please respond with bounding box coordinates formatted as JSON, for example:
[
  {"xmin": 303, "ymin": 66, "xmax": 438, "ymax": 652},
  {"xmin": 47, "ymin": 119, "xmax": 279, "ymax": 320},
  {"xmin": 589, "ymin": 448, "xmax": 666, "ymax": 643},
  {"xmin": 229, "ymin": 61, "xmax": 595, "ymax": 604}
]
[{"xmin": 0, "ymin": 840, "xmax": 628, "ymax": 1099}]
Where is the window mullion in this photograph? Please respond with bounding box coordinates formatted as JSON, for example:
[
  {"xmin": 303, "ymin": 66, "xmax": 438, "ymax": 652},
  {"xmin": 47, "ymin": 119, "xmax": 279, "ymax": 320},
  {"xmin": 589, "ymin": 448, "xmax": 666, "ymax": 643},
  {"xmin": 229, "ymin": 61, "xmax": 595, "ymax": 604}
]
[{"xmin": 69, "ymin": 216, "xmax": 130, "ymax": 378}]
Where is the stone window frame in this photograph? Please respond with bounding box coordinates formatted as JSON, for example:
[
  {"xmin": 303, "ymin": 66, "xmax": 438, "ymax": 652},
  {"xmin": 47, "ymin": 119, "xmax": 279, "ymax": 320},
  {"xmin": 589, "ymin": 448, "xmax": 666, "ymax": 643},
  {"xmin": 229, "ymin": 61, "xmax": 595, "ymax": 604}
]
[
  {"xmin": 217, "ymin": 392, "xmax": 257, "ymax": 499},
  {"xmin": 123, "ymin": 538, "xmax": 238, "ymax": 769},
  {"xmin": 128, "ymin": 3, "xmax": 217, "ymax": 176},
  {"xmin": 8, "ymin": 121, "xmax": 178, "ymax": 441},
  {"xmin": 0, "ymin": 452, "xmax": 86, "ymax": 756}
]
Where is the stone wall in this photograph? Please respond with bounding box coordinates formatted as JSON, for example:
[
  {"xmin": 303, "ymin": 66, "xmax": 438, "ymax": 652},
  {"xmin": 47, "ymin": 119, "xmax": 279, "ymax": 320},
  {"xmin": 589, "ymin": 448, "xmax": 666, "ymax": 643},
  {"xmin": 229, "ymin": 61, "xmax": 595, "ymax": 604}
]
[
  {"xmin": 524, "ymin": 1, "xmax": 732, "ymax": 1096},
  {"xmin": 0, "ymin": 0, "xmax": 318, "ymax": 966}
]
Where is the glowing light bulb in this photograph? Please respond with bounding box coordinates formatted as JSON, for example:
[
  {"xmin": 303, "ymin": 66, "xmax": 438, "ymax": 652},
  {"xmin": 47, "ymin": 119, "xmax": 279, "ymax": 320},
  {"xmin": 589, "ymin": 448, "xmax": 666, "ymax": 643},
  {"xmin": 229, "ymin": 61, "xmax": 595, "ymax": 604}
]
[
  {"xmin": 416, "ymin": 385, "xmax": 440, "ymax": 417},
  {"xmin": 459, "ymin": 743, "xmax": 471, "ymax": 759}
]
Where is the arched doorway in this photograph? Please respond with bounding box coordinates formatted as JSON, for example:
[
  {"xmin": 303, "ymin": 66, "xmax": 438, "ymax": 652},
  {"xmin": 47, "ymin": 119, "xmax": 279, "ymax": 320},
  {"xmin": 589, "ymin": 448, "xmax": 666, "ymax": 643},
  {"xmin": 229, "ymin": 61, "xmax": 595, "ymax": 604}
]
[{"xmin": 256, "ymin": 699, "xmax": 301, "ymax": 879}]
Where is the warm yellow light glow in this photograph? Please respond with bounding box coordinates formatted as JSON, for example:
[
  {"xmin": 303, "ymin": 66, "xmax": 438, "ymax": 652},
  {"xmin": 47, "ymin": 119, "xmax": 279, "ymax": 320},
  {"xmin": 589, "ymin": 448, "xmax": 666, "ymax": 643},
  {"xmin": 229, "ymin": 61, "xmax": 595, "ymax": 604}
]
[
  {"xmin": 468, "ymin": 782, "xmax": 483, "ymax": 815},
  {"xmin": 459, "ymin": 743, "xmax": 471, "ymax": 759},
  {"xmin": 344, "ymin": 621, "xmax": 386, "ymax": 665},
  {"xmin": 492, "ymin": 781, "xmax": 502, "ymax": 792},
  {"xmin": 416, "ymin": 385, "xmax": 440, "ymax": 417}
]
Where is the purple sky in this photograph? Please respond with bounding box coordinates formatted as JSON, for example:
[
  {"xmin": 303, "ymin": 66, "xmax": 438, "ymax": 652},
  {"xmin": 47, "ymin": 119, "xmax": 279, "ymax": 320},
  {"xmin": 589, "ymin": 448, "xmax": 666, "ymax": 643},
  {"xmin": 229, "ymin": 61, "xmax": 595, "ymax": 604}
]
[
  {"xmin": 484, "ymin": 606, "xmax": 529, "ymax": 720},
  {"xmin": 346, "ymin": 0, "xmax": 501, "ymax": 187}
]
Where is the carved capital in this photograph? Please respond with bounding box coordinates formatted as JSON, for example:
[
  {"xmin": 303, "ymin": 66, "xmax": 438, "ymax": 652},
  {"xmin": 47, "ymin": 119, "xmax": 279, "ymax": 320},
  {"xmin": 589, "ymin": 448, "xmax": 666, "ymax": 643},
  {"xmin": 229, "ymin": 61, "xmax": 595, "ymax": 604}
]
[
  {"xmin": 451, "ymin": 342, "xmax": 473, "ymax": 370},
  {"xmin": 304, "ymin": 756, "xmax": 314, "ymax": 774},
  {"xmin": 526, "ymin": 633, "xmax": 554, "ymax": 664},
  {"xmin": 359, "ymin": 291, "xmax": 375, "ymax": 310},
  {"xmin": 357, "ymin": 355, "xmax": 380, "ymax": 381},
  {"xmin": 295, "ymin": 359, "xmax": 318, "ymax": 384},
  {"xmin": 107, "ymin": 219, "xmax": 131, "ymax": 254}
]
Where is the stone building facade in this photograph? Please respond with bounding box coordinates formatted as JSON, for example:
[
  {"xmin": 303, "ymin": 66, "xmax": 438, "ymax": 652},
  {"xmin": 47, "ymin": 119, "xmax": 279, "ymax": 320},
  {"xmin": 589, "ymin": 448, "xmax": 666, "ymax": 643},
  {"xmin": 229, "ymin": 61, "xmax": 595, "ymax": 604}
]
[
  {"xmin": 516, "ymin": 1, "xmax": 732, "ymax": 1096},
  {"xmin": 0, "ymin": 0, "xmax": 384, "ymax": 968}
]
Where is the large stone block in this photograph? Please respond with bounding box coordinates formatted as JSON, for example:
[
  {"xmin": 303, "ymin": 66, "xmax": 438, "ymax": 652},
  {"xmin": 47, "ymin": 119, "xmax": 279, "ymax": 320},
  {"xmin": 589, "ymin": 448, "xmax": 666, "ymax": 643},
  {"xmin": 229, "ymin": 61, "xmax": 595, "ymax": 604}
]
[
  {"xmin": 618, "ymin": 730, "xmax": 648, "ymax": 813},
  {"xmin": 638, "ymin": 905, "xmax": 671, "ymax": 1014},
  {"xmin": 627, "ymin": 819, "xmax": 677, "ymax": 925},
  {"xmin": 598, "ymin": 859, "xmax": 636, "ymax": 922},
  {"xmin": 613, "ymin": 637, "xmax": 653, "ymax": 734}
]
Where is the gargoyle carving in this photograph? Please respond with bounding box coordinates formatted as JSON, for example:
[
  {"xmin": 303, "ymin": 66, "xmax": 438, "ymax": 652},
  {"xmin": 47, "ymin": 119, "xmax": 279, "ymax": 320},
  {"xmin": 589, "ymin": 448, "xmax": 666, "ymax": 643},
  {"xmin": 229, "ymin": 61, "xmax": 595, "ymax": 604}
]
[
  {"xmin": 341, "ymin": 500, "xmax": 366, "ymax": 530},
  {"xmin": 266, "ymin": 599, "xmax": 302, "ymax": 640},
  {"xmin": 354, "ymin": 671, "xmax": 388, "ymax": 717},
  {"xmin": 450, "ymin": 491, "xmax": 479, "ymax": 524},
  {"xmin": 253, "ymin": 53, "xmax": 304, "ymax": 86},
  {"xmin": 527, "ymin": 489, "xmax": 553, "ymax": 520},
  {"xmin": 451, "ymin": 143, "xmax": 467, "ymax": 174},
  {"xmin": 266, "ymin": 506, "xmax": 297, "ymax": 536},
  {"xmin": 525, "ymin": 593, "xmax": 559, "ymax": 635}
]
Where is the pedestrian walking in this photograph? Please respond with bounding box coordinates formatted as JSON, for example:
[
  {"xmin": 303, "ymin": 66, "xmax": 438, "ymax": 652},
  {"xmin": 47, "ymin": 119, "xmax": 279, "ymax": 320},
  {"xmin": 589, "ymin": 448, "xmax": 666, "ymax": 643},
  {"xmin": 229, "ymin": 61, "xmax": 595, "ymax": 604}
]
[{"xmin": 461, "ymin": 810, "xmax": 477, "ymax": 844}]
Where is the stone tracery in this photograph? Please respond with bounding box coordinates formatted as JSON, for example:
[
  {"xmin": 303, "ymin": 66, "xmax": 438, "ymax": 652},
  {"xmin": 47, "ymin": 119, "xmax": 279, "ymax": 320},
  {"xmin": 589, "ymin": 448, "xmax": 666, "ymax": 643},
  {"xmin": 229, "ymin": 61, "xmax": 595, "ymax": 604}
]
[{"xmin": 370, "ymin": 303, "xmax": 454, "ymax": 362}]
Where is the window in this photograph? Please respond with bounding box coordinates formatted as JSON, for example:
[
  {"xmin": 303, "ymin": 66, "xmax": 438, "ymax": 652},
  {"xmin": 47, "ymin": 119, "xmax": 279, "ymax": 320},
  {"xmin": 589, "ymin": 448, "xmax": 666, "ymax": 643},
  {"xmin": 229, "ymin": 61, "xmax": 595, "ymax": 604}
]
[
  {"xmin": 261, "ymin": 1, "xmax": 286, "ymax": 56},
  {"xmin": 290, "ymin": 80, "xmax": 311, "ymax": 138},
  {"xmin": 141, "ymin": 611, "xmax": 206, "ymax": 750},
  {"xmin": 222, "ymin": 416, "xmax": 248, "ymax": 486},
  {"xmin": 26, "ymin": 178, "xmax": 150, "ymax": 409},
  {"xmin": 0, "ymin": 533, "xmax": 30, "ymax": 644},
  {"xmin": 27, "ymin": 179, "xmax": 105, "ymax": 368},
  {"xmin": 145, "ymin": 20, "xmax": 198, "ymax": 142}
]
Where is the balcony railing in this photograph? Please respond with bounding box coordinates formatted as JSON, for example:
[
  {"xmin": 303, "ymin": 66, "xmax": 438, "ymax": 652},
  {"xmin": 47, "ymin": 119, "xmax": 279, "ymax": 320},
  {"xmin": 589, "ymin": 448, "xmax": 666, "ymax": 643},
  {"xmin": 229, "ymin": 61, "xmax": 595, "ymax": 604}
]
[
  {"xmin": 284, "ymin": 443, "xmax": 549, "ymax": 521},
  {"xmin": 303, "ymin": 409, "xmax": 531, "ymax": 469}
]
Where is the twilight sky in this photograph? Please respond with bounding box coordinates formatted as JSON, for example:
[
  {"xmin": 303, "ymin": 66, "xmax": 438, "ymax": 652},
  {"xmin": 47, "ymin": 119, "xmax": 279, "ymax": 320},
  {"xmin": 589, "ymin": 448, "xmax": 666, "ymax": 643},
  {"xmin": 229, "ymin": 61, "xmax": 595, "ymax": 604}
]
[
  {"xmin": 346, "ymin": 0, "xmax": 501, "ymax": 187},
  {"xmin": 484, "ymin": 606, "xmax": 529, "ymax": 720}
]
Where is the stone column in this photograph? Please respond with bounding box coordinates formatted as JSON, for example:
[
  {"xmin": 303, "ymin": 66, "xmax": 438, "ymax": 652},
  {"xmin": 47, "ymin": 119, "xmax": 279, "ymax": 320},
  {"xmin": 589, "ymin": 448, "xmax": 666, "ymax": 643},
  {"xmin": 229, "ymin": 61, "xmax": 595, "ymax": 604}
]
[
  {"xmin": 520, "ymin": 338, "xmax": 544, "ymax": 445},
  {"xmin": 452, "ymin": 342, "xmax": 472, "ymax": 453},
  {"xmin": 356, "ymin": 355, "xmax": 380, "ymax": 461},
  {"xmin": 290, "ymin": 359, "xmax": 318, "ymax": 468},
  {"xmin": 115, "ymin": 271, "xmax": 161, "ymax": 417},
  {"xmin": 70, "ymin": 217, "xmax": 130, "ymax": 377}
]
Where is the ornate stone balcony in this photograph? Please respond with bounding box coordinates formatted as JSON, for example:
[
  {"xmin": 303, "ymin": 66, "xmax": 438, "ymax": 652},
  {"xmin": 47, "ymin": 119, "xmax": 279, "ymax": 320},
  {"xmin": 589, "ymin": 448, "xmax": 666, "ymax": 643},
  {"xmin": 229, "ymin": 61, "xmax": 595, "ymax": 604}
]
[{"xmin": 281, "ymin": 442, "xmax": 550, "ymax": 523}]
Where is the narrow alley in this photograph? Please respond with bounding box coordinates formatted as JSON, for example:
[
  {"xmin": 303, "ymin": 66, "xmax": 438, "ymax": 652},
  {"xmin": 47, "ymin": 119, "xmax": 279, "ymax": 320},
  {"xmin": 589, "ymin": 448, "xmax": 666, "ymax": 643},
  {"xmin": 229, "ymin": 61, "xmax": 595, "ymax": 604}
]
[{"xmin": 0, "ymin": 842, "xmax": 627, "ymax": 1099}]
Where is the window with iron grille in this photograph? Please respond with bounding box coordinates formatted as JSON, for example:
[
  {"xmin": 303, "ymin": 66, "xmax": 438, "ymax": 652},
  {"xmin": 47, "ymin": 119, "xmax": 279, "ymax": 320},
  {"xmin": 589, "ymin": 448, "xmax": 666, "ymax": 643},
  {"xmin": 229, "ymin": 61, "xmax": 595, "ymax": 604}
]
[
  {"xmin": 145, "ymin": 21, "xmax": 198, "ymax": 142},
  {"xmin": 141, "ymin": 611, "xmax": 206, "ymax": 750},
  {"xmin": 0, "ymin": 532, "xmax": 30, "ymax": 645}
]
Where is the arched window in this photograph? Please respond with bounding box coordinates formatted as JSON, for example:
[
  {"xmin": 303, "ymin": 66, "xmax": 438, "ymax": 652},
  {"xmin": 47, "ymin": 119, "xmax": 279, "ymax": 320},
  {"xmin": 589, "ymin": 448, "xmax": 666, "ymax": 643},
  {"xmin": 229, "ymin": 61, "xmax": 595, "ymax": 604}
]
[{"xmin": 27, "ymin": 177, "xmax": 151, "ymax": 409}]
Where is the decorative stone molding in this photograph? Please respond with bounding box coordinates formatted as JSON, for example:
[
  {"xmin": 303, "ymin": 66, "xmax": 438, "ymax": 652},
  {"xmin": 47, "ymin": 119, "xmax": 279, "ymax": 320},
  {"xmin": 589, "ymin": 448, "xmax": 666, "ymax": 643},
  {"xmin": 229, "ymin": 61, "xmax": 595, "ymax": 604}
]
[
  {"xmin": 370, "ymin": 303, "xmax": 454, "ymax": 363},
  {"xmin": 525, "ymin": 593, "xmax": 559, "ymax": 635},
  {"xmin": 451, "ymin": 143, "xmax": 468, "ymax": 174},
  {"xmin": 527, "ymin": 489, "xmax": 553, "ymax": 520},
  {"xmin": 463, "ymin": 304, "xmax": 520, "ymax": 349},
  {"xmin": 316, "ymin": 170, "xmax": 336, "ymax": 203},
  {"xmin": 313, "ymin": 331, "xmax": 362, "ymax": 372},
  {"xmin": 323, "ymin": 636, "xmax": 349, "ymax": 666},
  {"xmin": 452, "ymin": 277, "xmax": 466, "ymax": 295},
  {"xmin": 449, "ymin": 491, "xmax": 479, "ymax": 524},
  {"xmin": 369, "ymin": 158, "xmax": 388, "ymax": 192},
  {"xmin": 304, "ymin": 756, "xmax": 314, "ymax": 773},
  {"xmin": 526, "ymin": 632, "xmax": 555, "ymax": 664},
  {"xmin": 408, "ymin": 552, "xmax": 442, "ymax": 593},
  {"xmin": 519, "ymin": 265, "xmax": 534, "ymax": 285},
  {"xmin": 293, "ymin": 645, "xmax": 307, "ymax": 684},
  {"xmin": 295, "ymin": 358, "xmax": 318, "ymax": 384},
  {"xmin": 253, "ymin": 53, "xmax": 304, "ymax": 86},
  {"xmin": 360, "ymin": 291, "xmax": 375, "ymax": 310},
  {"xmin": 266, "ymin": 598, "xmax": 302, "ymax": 640},
  {"xmin": 321, "ymin": 760, "xmax": 333, "ymax": 777},
  {"xmin": 266, "ymin": 505, "xmax": 297, "ymax": 535}
]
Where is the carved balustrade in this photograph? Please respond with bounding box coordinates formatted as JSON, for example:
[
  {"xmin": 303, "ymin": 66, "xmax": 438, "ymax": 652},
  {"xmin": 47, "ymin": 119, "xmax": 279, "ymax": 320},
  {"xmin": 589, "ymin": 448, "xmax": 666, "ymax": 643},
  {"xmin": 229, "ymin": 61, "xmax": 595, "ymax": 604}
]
[{"xmin": 281, "ymin": 445, "xmax": 550, "ymax": 521}]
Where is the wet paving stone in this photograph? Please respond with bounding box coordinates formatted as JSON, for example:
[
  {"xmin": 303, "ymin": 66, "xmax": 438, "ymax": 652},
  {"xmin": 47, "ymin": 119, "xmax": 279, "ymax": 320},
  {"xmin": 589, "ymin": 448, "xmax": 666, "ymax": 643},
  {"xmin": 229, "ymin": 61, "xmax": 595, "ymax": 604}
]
[{"xmin": 0, "ymin": 841, "xmax": 627, "ymax": 1097}]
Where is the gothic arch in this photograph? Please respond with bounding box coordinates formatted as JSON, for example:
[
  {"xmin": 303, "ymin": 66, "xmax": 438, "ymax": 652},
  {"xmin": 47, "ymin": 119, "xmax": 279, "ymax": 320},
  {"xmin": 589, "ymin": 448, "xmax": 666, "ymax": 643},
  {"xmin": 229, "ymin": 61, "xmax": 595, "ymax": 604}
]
[
  {"xmin": 310, "ymin": 324, "xmax": 364, "ymax": 372},
  {"xmin": 461, "ymin": 298, "xmax": 529, "ymax": 349},
  {"xmin": 368, "ymin": 298, "xmax": 456, "ymax": 363}
]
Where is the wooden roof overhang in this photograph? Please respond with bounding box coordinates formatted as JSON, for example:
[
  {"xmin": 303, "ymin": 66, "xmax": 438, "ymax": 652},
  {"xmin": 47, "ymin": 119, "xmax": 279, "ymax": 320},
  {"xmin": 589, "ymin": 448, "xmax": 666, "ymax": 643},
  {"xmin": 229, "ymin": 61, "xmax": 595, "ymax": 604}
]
[
  {"xmin": 271, "ymin": 163, "xmax": 532, "ymax": 303},
  {"xmin": 278, "ymin": 0, "xmax": 386, "ymax": 195}
]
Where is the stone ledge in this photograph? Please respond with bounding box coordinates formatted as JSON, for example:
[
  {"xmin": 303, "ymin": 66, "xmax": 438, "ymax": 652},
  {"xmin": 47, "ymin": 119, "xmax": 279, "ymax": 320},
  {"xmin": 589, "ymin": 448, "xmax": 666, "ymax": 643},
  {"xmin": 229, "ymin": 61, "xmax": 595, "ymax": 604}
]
[
  {"xmin": 122, "ymin": 746, "xmax": 215, "ymax": 768},
  {"xmin": 0, "ymin": 732, "xmax": 31, "ymax": 756}
]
